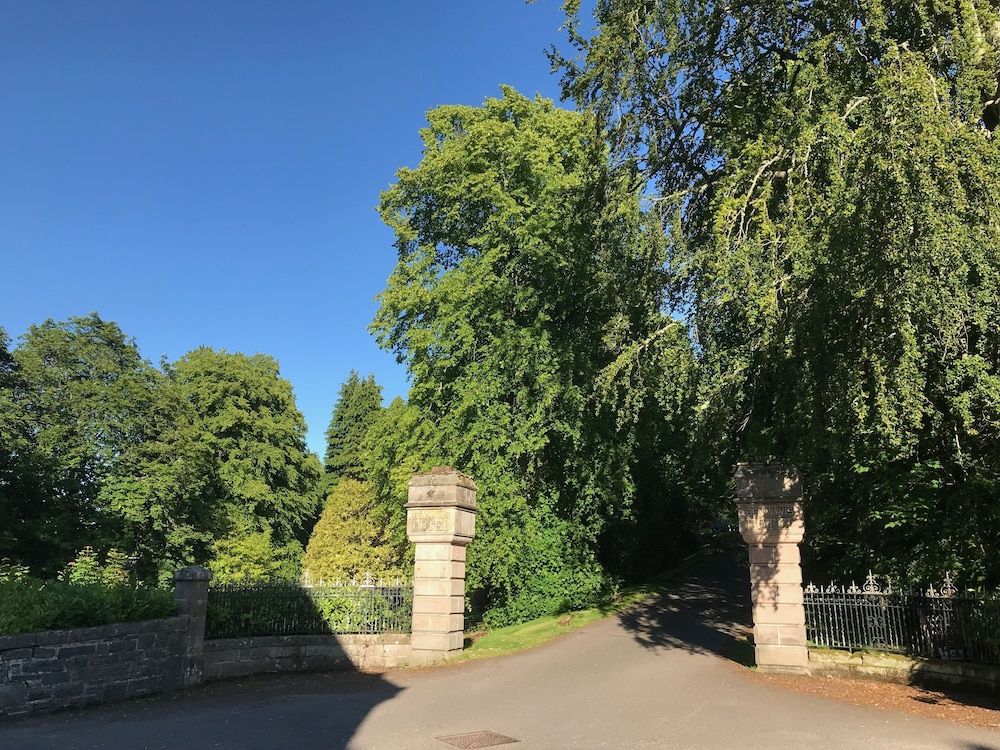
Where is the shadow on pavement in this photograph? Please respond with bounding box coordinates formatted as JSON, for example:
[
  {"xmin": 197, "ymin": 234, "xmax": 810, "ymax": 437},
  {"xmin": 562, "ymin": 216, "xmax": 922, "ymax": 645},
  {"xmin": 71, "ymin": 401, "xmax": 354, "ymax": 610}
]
[
  {"xmin": 0, "ymin": 670, "xmax": 402, "ymax": 750},
  {"xmin": 615, "ymin": 552, "xmax": 753, "ymax": 665}
]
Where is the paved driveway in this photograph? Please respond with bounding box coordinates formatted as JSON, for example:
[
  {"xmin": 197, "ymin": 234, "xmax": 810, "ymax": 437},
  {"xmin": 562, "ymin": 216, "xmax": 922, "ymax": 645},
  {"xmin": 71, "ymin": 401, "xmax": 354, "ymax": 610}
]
[{"xmin": 3, "ymin": 560, "xmax": 998, "ymax": 749}]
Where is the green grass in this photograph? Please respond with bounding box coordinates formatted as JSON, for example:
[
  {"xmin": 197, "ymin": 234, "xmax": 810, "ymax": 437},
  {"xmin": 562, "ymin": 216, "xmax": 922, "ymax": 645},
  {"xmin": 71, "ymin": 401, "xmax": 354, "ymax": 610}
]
[{"xmin": 453, "ymin": 548, "xmax": 718, "ymax": 664}]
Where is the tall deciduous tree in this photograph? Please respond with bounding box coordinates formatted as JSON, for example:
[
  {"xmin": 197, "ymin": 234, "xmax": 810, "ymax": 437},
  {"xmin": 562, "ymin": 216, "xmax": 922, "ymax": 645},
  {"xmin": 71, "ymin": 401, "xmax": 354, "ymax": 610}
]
[
  {"xmin": 324, "ymin": 371, "xmax": 383, "ymax": 482},
  {"xmin": 171, "ymin": 348, "xmax": 322, "ymax": 578},
  {"xmin": 97, "ymin": 376, "xmax": 223, "ymax": 581},
  {"xmin": 374, "ymin": 87, "xmax": 696, "ymax": 624},
  {"xmin": 6, "ymin": 315, "xmax": 164, "ymax": 571},
  {"xmin": 0, "ymin": 328, "xmax": 50, "ymax": 569},
  {"xmin": 556, "ymin": 0, "xmax": 1000, "ymax": 583}
]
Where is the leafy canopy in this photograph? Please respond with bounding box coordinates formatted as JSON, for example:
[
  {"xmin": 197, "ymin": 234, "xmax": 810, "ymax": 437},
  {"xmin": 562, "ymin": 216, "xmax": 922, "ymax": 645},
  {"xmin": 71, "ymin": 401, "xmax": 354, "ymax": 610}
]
[
  {"xmin": 556, "ymin": 0, "xmax": 1000, "ymax": 583},
  {"xmin": 374, "ymin": 86, "xmax": 697, "ymax": 624}
]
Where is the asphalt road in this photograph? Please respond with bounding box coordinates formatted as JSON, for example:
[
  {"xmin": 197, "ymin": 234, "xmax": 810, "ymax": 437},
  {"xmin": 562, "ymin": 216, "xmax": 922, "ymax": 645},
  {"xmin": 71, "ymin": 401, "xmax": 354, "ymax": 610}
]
[{"xmin": 3, "ymin": 559, "xmax": 998, "ymax": 750}]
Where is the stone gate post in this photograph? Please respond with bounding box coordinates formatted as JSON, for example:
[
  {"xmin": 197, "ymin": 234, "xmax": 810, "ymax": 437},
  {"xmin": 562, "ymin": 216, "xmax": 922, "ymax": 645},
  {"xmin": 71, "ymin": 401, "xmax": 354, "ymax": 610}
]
[
  {"xmin": 735, "ymin": 462, "xmax": 809, "ymax": 674},
  {"xmin": 406, "ymin": 467, "xmax": 477, "ymax": 665},
  {"xmin": 173, "ymin": 565, "xmax": 212, "ymax": 686}
]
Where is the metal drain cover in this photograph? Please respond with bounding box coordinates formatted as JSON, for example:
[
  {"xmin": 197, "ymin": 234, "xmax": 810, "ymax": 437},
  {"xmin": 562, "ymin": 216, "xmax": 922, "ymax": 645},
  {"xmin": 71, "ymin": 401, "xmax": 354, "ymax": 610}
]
[{"xmin": 436, "ymin": 730, "xmax": 520, "ymax": 748}]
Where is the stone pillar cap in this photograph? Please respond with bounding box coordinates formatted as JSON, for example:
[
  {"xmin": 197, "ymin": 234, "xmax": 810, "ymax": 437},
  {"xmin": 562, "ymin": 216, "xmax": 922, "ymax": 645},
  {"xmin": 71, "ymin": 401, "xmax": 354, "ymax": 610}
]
[
  {"xmin": 406, "ymin": 466, "xmax": 478, "ymax": 512},
  {"xmin": 174, "ymin": 565, "xmax": 213, "ymax": 582},
  {"xmin": 409, "ymin": 466, "xmax": 478, "ymax": 491},
  {"xmin": 735, "ymin": 462, "xmax": 802, "ymax": 501}
]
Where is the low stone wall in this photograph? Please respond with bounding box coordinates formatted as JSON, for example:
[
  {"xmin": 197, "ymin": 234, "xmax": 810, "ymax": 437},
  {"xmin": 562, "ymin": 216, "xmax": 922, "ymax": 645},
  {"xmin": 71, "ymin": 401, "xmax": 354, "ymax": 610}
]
[
  {"xmin": 809, "ymin": 648, "xmax": 1000, "ymax": 692},
  {"xmin": 0, "ymin": 616, "xmax": 189, "ymax": 718},
  {"xmin": 203, "ymin": 634, "xmax": 411, "ymax": 680}
]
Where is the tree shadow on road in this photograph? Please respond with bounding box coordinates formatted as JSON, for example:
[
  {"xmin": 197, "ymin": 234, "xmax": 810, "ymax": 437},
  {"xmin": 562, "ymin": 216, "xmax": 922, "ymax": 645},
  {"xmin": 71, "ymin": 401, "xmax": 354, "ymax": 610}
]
[
  {"xmin": 614, "ymin": 551, "xmax": 755, "ymax": 665},
  {"xmin": 0, "ymin": 670, "xmax": 403, "ymax": 750}
]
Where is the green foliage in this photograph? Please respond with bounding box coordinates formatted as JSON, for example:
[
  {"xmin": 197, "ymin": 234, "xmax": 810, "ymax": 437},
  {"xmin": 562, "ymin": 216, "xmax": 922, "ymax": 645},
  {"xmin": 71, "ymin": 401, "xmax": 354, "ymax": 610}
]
[
  {"xmin": 303, "ymin": 478, "xmax": 405, "ymax": 582},
  {"xmin": 360, "ymin": 397, "xmax": 442, "ymax": 566},
  {"xmin": 374, "ymin": 87, "xmax": 699, "ymax": 624},
  {"xmin": 0, "ymin": 316, "xmax": 321, "ymax": 583},
  {"xmin": 172, "ymin": 347, "xmax": 323, "ymax": 575},
  {"xmin": 1, "ymin": 314, "xmax": 165, "ymax": 572},
  {"xmin": 324, "ymin": 371, "xmax": 383, "ymax": 483},
  {"xmin": 556, "ymin": 0, "xmax": 1000, "ymax": 584},
  {"xmin": 0, "ymin": 328, "xmax": 46, "ymax": 570},
  {"xmin": 0, "ymin": 559, "xmax": 29, "ymax": 583},
  {"xmin": 98, "ymin": 373, "xmax": 223, "ymax": 580},
  {"xmin": 0, "ymin": 577, "xmax": 175, "ymax": 636},
  {"xmin": 209, "ymin": 529, "xmax": 303, "ymax": 584}
]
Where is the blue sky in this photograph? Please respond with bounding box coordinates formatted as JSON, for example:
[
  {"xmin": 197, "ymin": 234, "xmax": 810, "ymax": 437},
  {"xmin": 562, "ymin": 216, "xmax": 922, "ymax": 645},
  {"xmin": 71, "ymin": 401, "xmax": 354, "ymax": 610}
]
[{"xmin": 0, "ymin": 1, "xmax": 573, "ymax": 455}]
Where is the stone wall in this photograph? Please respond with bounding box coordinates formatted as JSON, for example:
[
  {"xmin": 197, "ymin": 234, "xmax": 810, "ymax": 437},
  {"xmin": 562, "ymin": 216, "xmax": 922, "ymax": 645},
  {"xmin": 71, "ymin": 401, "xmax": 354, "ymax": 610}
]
[
  {"xmin": 1, "ymin": 469, "xmax": 480, "ymax": 720},
  {"xmin": 203, "ymin": 634, "xmax": 411, "ymax": 680},
  {"xmin": 809, "ymin": 648, "xmax": 1000, "ymax": 692},
  {"xmin": 0, "ymin": 616, "xmax": 188, "ymax": 719}
]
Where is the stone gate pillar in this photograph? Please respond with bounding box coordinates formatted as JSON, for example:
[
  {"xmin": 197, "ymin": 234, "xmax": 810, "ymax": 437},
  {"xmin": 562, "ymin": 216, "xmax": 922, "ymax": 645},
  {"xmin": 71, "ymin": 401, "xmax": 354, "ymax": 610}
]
[
  {"xmin": 406, "ymin": 467, "xmax": 477, "ymax": 665},
  {"xmin": 174, "ymin": 565, "xmax": 212, "ymax": 686},
  {"xmin": 735, "ymin": 462, "xmax": 809, "ymax": 674}
]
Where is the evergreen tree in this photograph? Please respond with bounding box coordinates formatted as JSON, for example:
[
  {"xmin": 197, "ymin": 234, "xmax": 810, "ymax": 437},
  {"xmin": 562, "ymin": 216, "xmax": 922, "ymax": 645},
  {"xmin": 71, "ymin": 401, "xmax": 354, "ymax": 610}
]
[
  {"xmin": 323, "ymin": 371, "xmax": 383, "ymax": 482},
  {"xmin": 302, "ymin": 478, "xmax": 403, "ymax": 582}
]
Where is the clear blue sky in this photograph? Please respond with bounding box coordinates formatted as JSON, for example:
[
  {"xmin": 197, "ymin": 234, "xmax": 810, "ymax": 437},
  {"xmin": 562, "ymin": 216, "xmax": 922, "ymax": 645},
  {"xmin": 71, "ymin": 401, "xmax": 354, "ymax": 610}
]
[{"xmin": 0, "ymin": 1, "xmax": 573, "ymax": 455}]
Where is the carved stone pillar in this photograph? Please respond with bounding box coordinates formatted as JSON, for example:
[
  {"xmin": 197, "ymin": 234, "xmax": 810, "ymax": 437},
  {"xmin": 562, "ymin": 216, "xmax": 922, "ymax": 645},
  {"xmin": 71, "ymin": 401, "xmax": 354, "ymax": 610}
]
[
  {"xmin": 406, "ymin": 467, "xmax": 477, "ymax": 665},
  {"xmin": 735, "ymin": 462, "xmax": 809, "ymax": 674}
]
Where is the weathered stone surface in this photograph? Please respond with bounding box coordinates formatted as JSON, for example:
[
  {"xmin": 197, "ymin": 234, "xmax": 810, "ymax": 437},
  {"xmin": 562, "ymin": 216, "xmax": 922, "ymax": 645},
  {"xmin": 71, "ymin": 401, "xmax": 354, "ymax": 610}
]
[
  {"xmin": 0, "ymin": 616, "xmax": 188, "ymax": 720},
  {"xmin": 0, "ymin": 634, "xmax": 37, "ymax": 652},
  {"xmin": 736, "ymin": 463, "xmax": 809, "ymax": 675},
  {"xmin": 753, "ymin": 624, "xmax": 807, "ymax": 647},
  {"xmin": 755, "ymin": 644, "xmax": 810, "ymax": 670},
  {"xmin": 406, "ymin": 470, "xmax": 477, "ymax": 663},
  {"xmin": 734, "ymin": 462, "xmax": 802, "ymax": 499},
  {"xmin": 809, "ymin": 648, "xmax": 1000, "ymax": 691}
]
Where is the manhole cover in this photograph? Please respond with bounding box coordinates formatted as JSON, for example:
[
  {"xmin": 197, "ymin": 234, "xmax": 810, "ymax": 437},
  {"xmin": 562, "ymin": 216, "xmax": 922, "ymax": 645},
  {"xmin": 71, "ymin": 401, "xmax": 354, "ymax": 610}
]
[{"xmin": 436, "ymin": 730, "xmax": 520, "ymax": 748}]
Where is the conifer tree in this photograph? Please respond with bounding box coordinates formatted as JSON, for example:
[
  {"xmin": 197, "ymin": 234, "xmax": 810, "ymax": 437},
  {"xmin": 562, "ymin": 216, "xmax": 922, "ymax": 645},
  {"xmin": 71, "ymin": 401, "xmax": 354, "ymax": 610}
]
[
  {"xmin": 302, "ymin": 478, "xmax": 402, "ymax": 582},
  {"xmin": 323, "ymin": 371, "xmax": 383, "ymax": 482}
]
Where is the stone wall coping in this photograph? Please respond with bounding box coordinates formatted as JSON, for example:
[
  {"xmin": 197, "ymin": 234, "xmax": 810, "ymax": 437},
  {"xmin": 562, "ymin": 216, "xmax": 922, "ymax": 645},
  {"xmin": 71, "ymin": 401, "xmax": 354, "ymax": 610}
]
[
  {"xmin": 203, "ymin": 633, "xmax": 411, "ymax": 651},
  {"xmin": 0, "ymin": 616, "xmax": 188, "ymax": 652},
  {"xmin": 809, "ymin": 647, "xmax": 1000, "ymax": 689}
]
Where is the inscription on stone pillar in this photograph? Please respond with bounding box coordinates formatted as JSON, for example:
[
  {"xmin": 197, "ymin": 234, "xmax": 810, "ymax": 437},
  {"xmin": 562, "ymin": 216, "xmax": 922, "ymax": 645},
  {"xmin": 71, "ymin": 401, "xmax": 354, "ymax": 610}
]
[{"xmin": 408, "ymin": 508, "xmax": 451, "ymax": 535}]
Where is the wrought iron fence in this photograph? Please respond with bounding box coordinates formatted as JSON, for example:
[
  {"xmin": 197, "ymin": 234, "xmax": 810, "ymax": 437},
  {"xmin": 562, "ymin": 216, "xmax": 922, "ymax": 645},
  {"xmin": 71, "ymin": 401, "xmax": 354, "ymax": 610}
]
[
  {"xmin": 803, "ymin": 572, "xmax": 1000, "ymax": 665},
  {"xmin": 206, "ymin": 574, "xmax": 413, "ymax": 639}
]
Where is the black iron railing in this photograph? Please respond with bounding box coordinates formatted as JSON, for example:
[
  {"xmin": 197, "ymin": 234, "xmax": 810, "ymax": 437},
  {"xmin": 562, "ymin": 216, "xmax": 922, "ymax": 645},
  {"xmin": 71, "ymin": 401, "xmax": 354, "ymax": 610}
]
[
  {"xmin": 206, "ymin": 575, "xmax": 412, "ymax": 639},
  {"xmin": 803, "ymin": 572, "xmax": 1000, "ymax": 665}
]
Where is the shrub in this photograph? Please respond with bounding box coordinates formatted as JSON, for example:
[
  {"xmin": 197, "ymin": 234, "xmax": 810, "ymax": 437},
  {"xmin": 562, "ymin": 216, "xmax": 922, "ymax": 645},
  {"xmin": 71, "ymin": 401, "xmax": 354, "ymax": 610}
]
[
  {"xmin": 60, "ymin": 546, "xmax": 132, "ymax": 586},
  {"xmin": 0, "ymin": 559, "xmax": 30, "ymax": 583},
  {"xmin": 0, "ymin": 578, "xmax": 175, "ymax": 635},
  {"xmin": 209, "ymin": 530, "xmax": 303, "ymax": 584}
]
